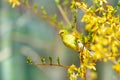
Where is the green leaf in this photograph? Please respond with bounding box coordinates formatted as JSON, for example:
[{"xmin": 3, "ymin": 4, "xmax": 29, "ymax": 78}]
[
  {"xmin": 41, "ymin": 57, "xmax": 46, "ymax": 64},
  {"xmin": 40, "ymin": 6, "xmax": 47, "ymax": 15},
  {"xmin": 26, "ymin": 56, "xmax": 32, "ymax": 64},
  {"xmin": 24, "ymin": 0, "xmax": 30, "ymax": 8},
  {"xmin": 33, "ymin": 2, "xmax": 38, "ymax": 13},
  {"xmin": 56, "ymin": 57, "xmax": 60, "ymax": 65},
  {"xmin": 62, "ymin": 0, "xmax": 69, "ymax": 6},
  {"xmin": 51, "ymin": 14, "xmax": 57, "ymax": 22},
  {"xmin": 49, "ymin": 56, "xmax": 52, "ymax": 64},
  {"xmin": 118, "ymin": 0, "xmax": 120, "ymax": 8},
  {"xmin": 55, "ymin": 0, "xmax": 60, "ymax": 5},
  {"xmin": 87, "ymin": 31, "xmax": 92, "ymax": 42},
  {"xmin": 58, "ymin": 21, "xmax": 64, "ymax": 28}
]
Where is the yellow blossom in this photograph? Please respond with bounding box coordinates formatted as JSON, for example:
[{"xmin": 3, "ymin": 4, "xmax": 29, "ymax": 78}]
[
  {"xmin": 68, "ymin": 64, "xmax": 77, "ymax": 72},
  {"xmin": 75, "ymin": 2, "xmax": 87, "ymax": 11},
  {"xmin": 108, "ymin": 56, "xmax": 115, "ymax": 61},
  {"xmin": 107, "ymin": 5, "xmax": 114, "ymax": 12},
  {"xmin": 69, "ymin": 73, "xmax": 78, "ymax": 80},
  {"xmin": 113, "ymin": 64, "xmax": 120, "ymax": 74},
  {"xmin": 91, "ymin": 71, "xmax": 97, "ymax": 80},
  {"xmin": 8, "ymin": 0, "xmax": 21, "ymax": 8},
  {"xmin": 86, "ymin": 63, "xmax": 96, "ymax": 70},
  {"xmin": 78, "ymin": 66, "xmax": 86, "ymax": 78}
]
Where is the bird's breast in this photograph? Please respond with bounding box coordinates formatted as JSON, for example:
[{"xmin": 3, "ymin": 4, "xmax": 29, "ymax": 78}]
[{"xmin": 62, "ymin": 35, "xmax": 78, "ymax": 50}]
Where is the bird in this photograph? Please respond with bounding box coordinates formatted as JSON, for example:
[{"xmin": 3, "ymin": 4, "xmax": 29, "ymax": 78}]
[
  {"xmin": 59, "ymin": 29, "xmax": 94, "ymax": 55},
  {"xmin": 59, "ymin": 29, "xmax": 82, "ymax": 51}
]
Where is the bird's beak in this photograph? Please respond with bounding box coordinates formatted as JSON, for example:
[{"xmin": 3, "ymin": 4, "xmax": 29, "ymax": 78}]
[{"xmin": 58, "ymin": 31, "xmax": 61, "ymax": 35}]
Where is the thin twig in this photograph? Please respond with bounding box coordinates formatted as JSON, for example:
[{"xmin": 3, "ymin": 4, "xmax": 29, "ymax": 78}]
[
  {"xmin": 56, "ymin": 2, "xmax": 71, "ymax": 26},
  {"xmin": 33, "ymin": 63, "xmax": 69, "ymax": 68}
]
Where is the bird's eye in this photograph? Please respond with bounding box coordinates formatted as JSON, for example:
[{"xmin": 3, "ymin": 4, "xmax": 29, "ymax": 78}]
[
  {"xmin": 77, "ymin": 40, "xmax": 80, "ymax": 43},
  {"xmin": 60, "ymin": 31, "xmax": 64, "ymax": 34}
]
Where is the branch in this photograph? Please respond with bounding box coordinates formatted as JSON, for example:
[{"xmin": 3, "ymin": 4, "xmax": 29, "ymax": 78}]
[{"xmin": 20, "ymin": 2, "xmax": 61, "ymax": 30}]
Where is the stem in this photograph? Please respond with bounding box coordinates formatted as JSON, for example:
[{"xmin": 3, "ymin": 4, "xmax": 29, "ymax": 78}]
[
  {"xmin": 84, "ymin": 69, "xmax": 87, "ymax": 80},
  {"xmin": 79, "ymin": 51, "xmax": 87, "ymax": 80},
  {"xmin": 73, "ymin": 4, "xmax": 78, "ymax": 30}
]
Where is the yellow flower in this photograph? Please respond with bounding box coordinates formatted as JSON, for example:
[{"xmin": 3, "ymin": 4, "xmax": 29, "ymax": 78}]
[
  {"xmin": 107, "ymin": 5, "xmax": 114, "ymax": 12},
  {"xmin": 68, "ymin": 64, "xmax": 77, "ymax": 73},
  {"xmin": 68, "ymin": 65, "xmax": 79, "ymax": 80},
  {"xmin": 78, "ymin": 64, "xmax": 87, "ymax": 78},
  {"xmin": 91, "ymin": 71, "xmax": 97, "ymax": 79},
  {"xmin": 75, "ymin": 2, "xmax": 87, "ymax": 11},
  {"xmin": 69, "ymin": 73, "xmax": 78, "ymax": 80},
  {"xmin": 8, "ymin": 0, "xmax": 21, "ymax": 8},
  {"xmin": 86, "ymin": 63, "xmax": 96, "ymax": 70}
]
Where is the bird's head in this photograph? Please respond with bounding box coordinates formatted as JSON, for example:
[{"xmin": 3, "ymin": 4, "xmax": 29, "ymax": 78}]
[{"xmin": 59, "ymin": 29, "xmax": 68, "ymax": 37}]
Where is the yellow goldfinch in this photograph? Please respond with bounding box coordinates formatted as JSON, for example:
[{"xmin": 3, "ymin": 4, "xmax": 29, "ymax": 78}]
[
  {"xmin": 59, "ymin": 29, "xmax": 94, "ymax": 55},
  {"xmin": 59, "ymin": 29, "xmax": 80, "ymax": 51}
]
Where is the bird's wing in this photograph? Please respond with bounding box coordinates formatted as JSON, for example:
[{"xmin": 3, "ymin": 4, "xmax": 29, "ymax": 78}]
[{"xmin": 63, "ymin": 34, "xmax": 78, "ymax": 50}]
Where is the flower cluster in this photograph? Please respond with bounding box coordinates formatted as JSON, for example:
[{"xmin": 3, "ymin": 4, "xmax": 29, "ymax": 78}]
[
  {"xmin": 79, "ymin": 0, "xmax": 120, "ymax": 75},
  {"xmin": 69, "ymin": 0, "xmax": 120, "ymax": 79},
  {"xmin": 62, "ymin": 0, "xmax": 120, "ymax": 79},
  {"xmin": 7, "ymin": 0, "xmax": 21, "ymax": 8}
]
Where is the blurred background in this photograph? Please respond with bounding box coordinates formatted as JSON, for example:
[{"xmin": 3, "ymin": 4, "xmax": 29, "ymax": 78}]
[{"xmin": 0, "ymin": 0, "xmax": 120, "ymax": 80}]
